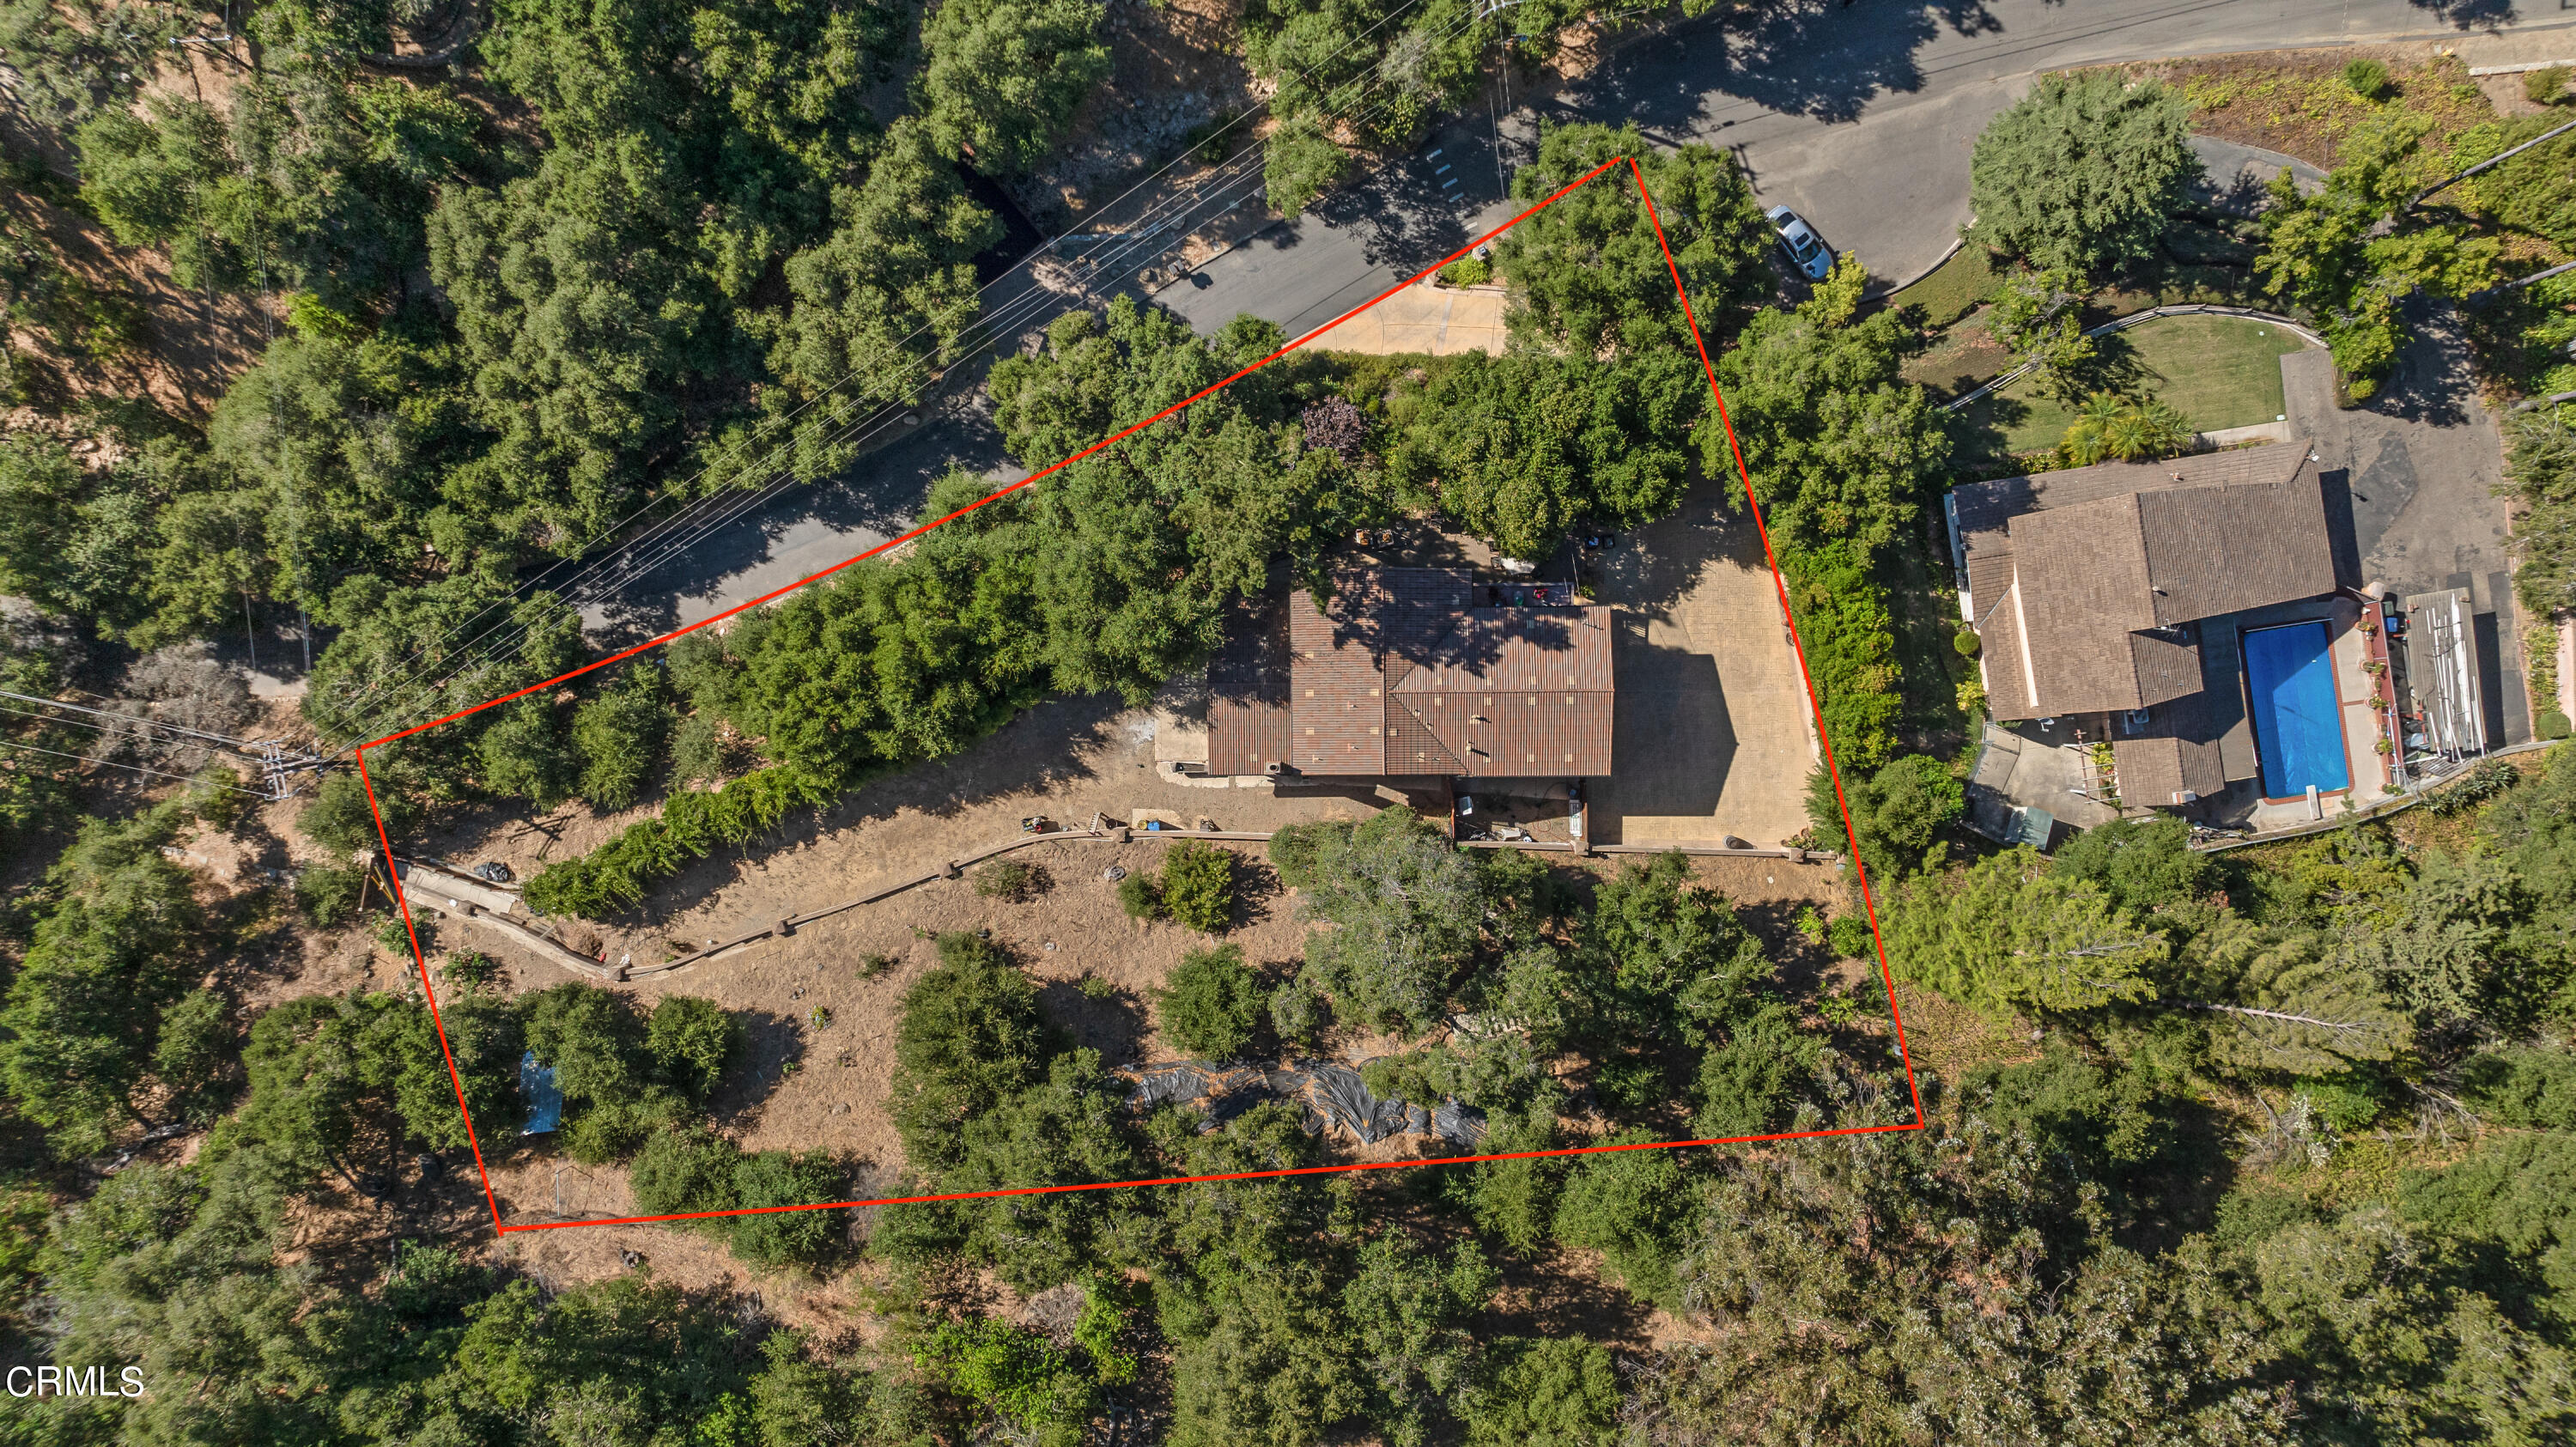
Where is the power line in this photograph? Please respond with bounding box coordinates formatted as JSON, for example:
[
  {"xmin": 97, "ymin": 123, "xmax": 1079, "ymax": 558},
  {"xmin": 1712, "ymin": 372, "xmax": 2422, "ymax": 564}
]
[
  {"xmin": 0, "ymin": 736, "xmax": 269, "ymax": 794},
  {"xmin": 307, "ymin": 0, "xmax": 1456, "ymax": 740},
  {"xmin": 319, "ymin": 11, "xmax": 1497, "ymax": 752},
  {"xmin": 315, "ymin": 137, "xmax": 1284, "ymax": 742},
  {"xmin": 0, "ymin": 688, "xmax": 281, "ymax": 756}
]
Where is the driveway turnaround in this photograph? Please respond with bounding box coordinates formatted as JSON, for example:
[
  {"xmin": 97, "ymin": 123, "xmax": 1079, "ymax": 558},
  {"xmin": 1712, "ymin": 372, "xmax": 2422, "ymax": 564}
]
[{"xmin": 2281, "ymin": 322, "xmax": 2530, "ymax": 745}]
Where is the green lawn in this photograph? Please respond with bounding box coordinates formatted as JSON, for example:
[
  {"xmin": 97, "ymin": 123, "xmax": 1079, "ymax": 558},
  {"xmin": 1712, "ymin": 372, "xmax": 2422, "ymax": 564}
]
[
  {"xmin": 1961, "ymin": 314, "xmax": 2310, "ymax": 458},
  {"xmin": 1882, "ymin": 242, "xmax": 2001, "ymax": 328}
]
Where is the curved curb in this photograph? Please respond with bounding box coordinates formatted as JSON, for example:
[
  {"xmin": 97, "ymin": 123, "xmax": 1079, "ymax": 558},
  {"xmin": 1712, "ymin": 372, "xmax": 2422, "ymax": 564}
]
[
  {"xmin": 1863, "ymin": 235, "xmax": 1966, "ymax": 304},
  {"xmin": 1944, "ymin": 303, "xmax": 2324, "ymax": 413}
]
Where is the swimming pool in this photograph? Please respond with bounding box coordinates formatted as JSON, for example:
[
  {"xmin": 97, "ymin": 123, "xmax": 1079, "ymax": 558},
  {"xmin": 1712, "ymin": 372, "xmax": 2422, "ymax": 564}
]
[{"xmin": 2241, "ymin": 621, "xmax": 2350, "ymax": 799}]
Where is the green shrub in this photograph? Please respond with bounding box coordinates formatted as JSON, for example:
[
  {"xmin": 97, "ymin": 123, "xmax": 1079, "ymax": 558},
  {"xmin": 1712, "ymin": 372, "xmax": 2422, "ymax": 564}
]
[
  {"xmin": 523, "ymin": 765, "xmax": 833, "ymax": 917},
  {"xmin": 1813, "ymin": 755, "xmax": 1965, "ymax": 880},
  {"xmin": 562, "ymin": 1093, "xmax": 686, "ymax": 1164},
  {"xmin": 974, "ymin": 857, "xmax": 1037, "ymax": 900},
  {"xmin": 1778, "ymin": 543, "xmax": 1901, "ymax": 771},
  {"xmin": 726, "ymin": 1148, "xmax": 847, "ymax": 1269},
  {"xmin": 298, "ymin": 770, "xmax": 389, "ymax": 855},
  {"xmin": 441, "ymin": 950, "xmax": 499, "ymax": 990},
  {"xmin": 2428, "ymin": 758, "xmax": 2519, "ymax": 816},
  {"xmin": 629, "ymin": 1126, "xmax": 744, "ymax": 1225},
  {"xmin": 1267, "ymin": 820, "xmax": 1352, "ymax": 888},
  {"xmin": 2045, "ymin": 815, "xmax": 2212, "ymax": 913},
  {"xmin": 1827, "ymin": 912, "xmax": 1874, "ymax": 958},
  {"xmin": 1464, "ymin": 1337, "xmax": 1620, "ymax": 1445},
  {"xmin": 917, "ymin": 1316, "xmax": 1097, "ymax": 1440},
  {"xmin": 2524, "ymin": 64, "xmax": 2568, "ymax": 106},
  {"xmin": 1953, "ymin": 627, "xmax": 1981, "ymax": 657},
  {"xmin": 521, "ymin": 982, "xmax": 728, "ymax": 1162},
  {"xmin": 571, "ymin": 665, "xmax": 673, "ymax": 810},
  {"xmin": 1694, "ymin": 1001, "xmax": 1820, "ymax": 1137},
  {"xmin": 374, "ymin": 913, "xmax": 423, "ymax": 954},
  {"xmin": 295, "ymin": 864, "xmax": 369, "ymax": 927},
  {"xmin": 2460, "ymin": 1047, "xmax": 2576, "ymax": 1129},
  {"xmin": 2342, "ymin": 58, "xmax": 2391, "ymax": 101},
  {"xmin": 1268, "ymin": 973, "xmax": 1329, "ymax": 1049},
  {"xmin": 1795, "ymin": 906, "xmax": 1828, "ymax": 945},
  {"xmin": 1151, "ymin": 944, "xmax": 1267, "ymax": 1060},
  {"xmin": 1264, "ymin": 113, "xmax": 1351, "ymax": 215},
  {"xmin": 1551, "ymin": 1131, "xmax": 1690, "ymax": 1308},
  {"xmin": 2296, "ymin": 1069, "xmax": 2390, "ymax": 1132},
  {"xmin": 1593, "ymin": 1055, "xmax": 1666, "ymax": 1113},
  {"xmin": 479, "ymin": 698, "xmax": 579, "ymax": 810},
  {"xmin": 647, "ymin": 995, "xmax": 738, "ymax": 1101},
  {"xmin": 185, "ymin": 766, "xmax": 248, "ymax": 830},
  {"xmin": 152, "ymin": 988, "xmax": 240, "ymax": 1126},
  {"xmin": 888, "ymin": 934, "xmax": 1056, "ymax": 1165},
  {"xmin": 1117, "ymin": 868, "xmax": 1162, "ymax": 921},
  {"xmin": 2539, "ymin": 709, "xmax": 2572, "ymax": 741},
  {"xmin": 1438, "ymin": 255, "xmax": 1491, "ymax": 287},
  {"xmin": 1156, "ymin": 839, "xmax": 1235, "ymax": 932}
]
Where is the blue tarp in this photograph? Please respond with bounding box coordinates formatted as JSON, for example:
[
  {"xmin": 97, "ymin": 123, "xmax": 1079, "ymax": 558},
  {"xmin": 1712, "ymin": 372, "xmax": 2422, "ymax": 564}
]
[{"xmin": 520, "ymin": 1051, "xmax": 562, "ymax": 1134}]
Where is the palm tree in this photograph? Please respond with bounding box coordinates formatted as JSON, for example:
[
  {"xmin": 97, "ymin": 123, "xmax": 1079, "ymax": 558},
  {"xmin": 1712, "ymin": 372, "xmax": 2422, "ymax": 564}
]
[{"xmin": 2060, "ymin": 392, "xmax": 2193, "ymax": 465}]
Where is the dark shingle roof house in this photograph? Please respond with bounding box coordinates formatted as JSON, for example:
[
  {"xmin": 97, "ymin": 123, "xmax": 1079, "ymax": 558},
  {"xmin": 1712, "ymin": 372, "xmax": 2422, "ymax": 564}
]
[
  {"xmin": 1950, "ymin": 443, "xmax": 2337, "ymax": 806},
  {"xmin": 1205, "ymin": 568, "xmax": 1614, "ymax": 779}
]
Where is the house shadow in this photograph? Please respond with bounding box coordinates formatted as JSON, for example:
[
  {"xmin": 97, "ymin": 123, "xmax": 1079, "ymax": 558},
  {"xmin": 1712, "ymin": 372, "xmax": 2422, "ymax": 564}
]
[
  {"xmin": 1583, "ymin": 482, "xmax": 1746, "ymax": 617},
  {"xmin": 2317, "ymin": 467, "xmax": 2366, "ymax": 591},
  {"xmin": 1590, "ymin": 634, "xmax": 1734, "ymax": 842}
]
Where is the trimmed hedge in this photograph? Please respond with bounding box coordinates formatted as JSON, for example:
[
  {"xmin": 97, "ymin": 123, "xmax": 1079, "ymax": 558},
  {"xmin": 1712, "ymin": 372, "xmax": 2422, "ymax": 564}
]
[
  {"xmin": 1777, "ymin": 541, "xmax": 1902, "ymax": 771},
  {"xmin": 522, "ymin": 765, "xmax": 836, "ymax": 917}
]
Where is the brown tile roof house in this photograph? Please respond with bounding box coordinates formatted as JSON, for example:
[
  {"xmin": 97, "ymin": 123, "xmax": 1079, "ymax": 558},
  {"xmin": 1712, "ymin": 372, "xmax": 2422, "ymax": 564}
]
[
  {"xmin": 1951, "ymin": 443, "xmax": 2336, "ymax": 805},
  {"xmin": 1204, "ymin": 568, "xmax": 1614, "ymax": 778}
]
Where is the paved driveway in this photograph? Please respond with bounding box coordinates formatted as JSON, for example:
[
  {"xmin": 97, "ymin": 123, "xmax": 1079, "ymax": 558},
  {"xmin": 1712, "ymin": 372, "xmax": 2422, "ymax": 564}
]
[
  {"xmin": 1584, "ymin": 487, "xmax": 1816, "ymax": 848},
  {"xmin": 2281, "ymin": 317, "xmax": 2530, "ymax": 745}
]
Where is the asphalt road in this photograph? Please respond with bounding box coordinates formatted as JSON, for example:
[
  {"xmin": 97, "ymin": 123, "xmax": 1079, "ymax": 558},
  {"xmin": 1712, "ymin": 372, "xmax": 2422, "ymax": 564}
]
[
  {"xmin": 1165, "ymin": 0, "xmax": 2572, "ymax": 342},
  {"xmin": 534, "ymin": 0, "xmax": 2564, "ymax": 655}
]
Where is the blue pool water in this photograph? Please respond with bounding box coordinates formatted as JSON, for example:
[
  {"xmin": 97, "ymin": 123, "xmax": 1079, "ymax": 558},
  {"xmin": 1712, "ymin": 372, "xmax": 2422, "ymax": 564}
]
[{"xmin": 2242, "ymin": 622, "xmax": 2349, "ymax": 799}]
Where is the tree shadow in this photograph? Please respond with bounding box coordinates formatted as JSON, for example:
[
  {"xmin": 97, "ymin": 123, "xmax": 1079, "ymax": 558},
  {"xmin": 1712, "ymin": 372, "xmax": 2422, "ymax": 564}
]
[
  {"xmin": 1303, "ymin": 118, "xmax": 1507, "ymax": 280},
  {"xmin": 1730, "ymin": 897, "xmax": 1817, "ymax": 970},
  {"xmin": 714, "ymin": 1008, "xmax": 806, "ymax": 1124},
  {"xmin": 2364, "ymin": 300, "xmax": 2476, "ymax": 429},
  {"xmin": 1225, "ymin": 858, "xmax": 1287, "ymax": 933},
  {"xmin": 2112, "ymin": 1092, "xmax": 2240, "ymax": 1255},
  {"xmin": 2067, "ymin": 325, "xmax": 2160, "ymax": 401},
  {"xmin": 1550, "ymin": 1, "xmax": 1997, "ymax": 137},
  {"xmin": 2404, "ymin": 0, "xmax": 2520, "ymax": 33},
  {"xmin": 1040, "ymin": 977, "xmax": 1149, "ymax": 1067}
]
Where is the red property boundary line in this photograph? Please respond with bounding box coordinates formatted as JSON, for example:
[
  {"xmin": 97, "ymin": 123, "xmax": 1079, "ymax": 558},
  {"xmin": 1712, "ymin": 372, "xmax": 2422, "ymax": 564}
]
[{"xmin": 360, "ymin": 156, "xmax": 1927, "ymax": 1239}]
